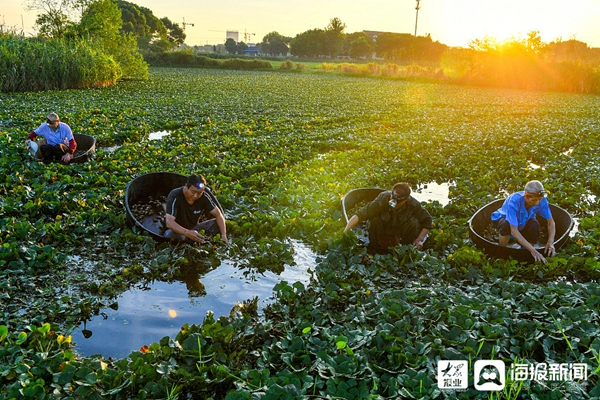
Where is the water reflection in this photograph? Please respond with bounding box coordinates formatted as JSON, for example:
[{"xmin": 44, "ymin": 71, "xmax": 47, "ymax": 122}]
[{"xmin": 72, "ymin": 240, "xmax": 315, "ymax": 359}]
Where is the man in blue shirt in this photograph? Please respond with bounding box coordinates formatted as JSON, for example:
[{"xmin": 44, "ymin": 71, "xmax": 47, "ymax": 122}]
[
  {"xmin": 491, "ymin": 180, "xmax": 556, "ymax": 263},
  {"xmin": 26, "ymin": 112, "xmax": 76, "ymax": 163}
]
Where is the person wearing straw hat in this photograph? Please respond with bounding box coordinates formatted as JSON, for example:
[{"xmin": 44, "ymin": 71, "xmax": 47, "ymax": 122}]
[{"xmin": 491, "ymin": 180, "xmax": 556, "ymax": 263}]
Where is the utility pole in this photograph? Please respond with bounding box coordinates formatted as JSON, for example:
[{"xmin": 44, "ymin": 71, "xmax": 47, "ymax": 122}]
[{"xmin": 414, "ymin": 0, "xmax": 421, "ymax": 37}]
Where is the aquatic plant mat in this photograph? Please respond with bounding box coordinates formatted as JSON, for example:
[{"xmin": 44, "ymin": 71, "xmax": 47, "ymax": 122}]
[{"xmin": 1, "ymin": 68, "xmax": 599, "ymax": 398}]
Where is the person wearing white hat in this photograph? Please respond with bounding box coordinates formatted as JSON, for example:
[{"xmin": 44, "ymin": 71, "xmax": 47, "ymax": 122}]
[{"xmin": 491, "ymin": 180, "xmax": 556, "ymax": 263}]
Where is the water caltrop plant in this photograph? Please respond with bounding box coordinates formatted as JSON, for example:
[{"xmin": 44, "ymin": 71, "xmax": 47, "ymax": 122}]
[{"xmin": 0, "ymin": 67, "xmax": 599, "ymax": 398}]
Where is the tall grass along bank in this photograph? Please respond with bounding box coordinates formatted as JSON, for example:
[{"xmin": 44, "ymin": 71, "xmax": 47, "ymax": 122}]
[{"xmin": 0, "ymin": 35, "xmax": 120, "ymax": 92}]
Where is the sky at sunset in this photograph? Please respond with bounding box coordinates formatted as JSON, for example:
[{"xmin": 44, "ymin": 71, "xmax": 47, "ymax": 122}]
[{"xmin": 2, "ymin": 0, "xmax": 600, "ymax": 48}]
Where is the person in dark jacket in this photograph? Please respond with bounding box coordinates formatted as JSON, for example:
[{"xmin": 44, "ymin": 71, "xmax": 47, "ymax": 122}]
[{"xmin": 344, "ymin": 182, "xmax": 432, "ymax": 252}]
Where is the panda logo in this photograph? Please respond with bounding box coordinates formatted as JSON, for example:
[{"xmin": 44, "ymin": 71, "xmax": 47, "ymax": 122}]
[{"xmin": 474, "ymin": 360, "xmax": 505, "ymax": 390}]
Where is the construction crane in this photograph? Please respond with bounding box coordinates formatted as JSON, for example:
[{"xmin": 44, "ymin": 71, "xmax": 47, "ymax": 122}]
[
  {"xmin": 243, "ymin": 29, "xmax": 255, "ymax": 43},
  {"xmin": 182, "ymin": 17, "xmax": 194, "ymax": 33}
]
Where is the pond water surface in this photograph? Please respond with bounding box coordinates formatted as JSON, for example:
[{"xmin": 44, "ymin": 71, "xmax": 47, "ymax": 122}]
[
  {"xmin": 69, "ymin": 182, "xmax": 484, "ymax": 358},
  {"xmin": 72, "ymin": 240, "xmax": 316, "ymax": 359},
  {"xmin": 412, "ymin": 182, "xmax": 451, "ymax": 206},
  {"xmin": 148, "ymin": 130, "xmax": 171, "ymax": 140}
]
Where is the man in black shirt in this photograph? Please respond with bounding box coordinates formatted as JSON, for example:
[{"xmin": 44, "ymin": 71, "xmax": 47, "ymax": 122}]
[
  {"xmin": 344, "ymin": 182, "xmax": 432, "ymax": 252},
  {"xmin": 164, "ymin": 174, "xmax": 228, "ymax": 243}
]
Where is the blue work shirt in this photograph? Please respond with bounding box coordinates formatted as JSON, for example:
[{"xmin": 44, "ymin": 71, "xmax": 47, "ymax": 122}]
[
  {"xmin": 34, "ymin": 122, "xmax": 74, "ymax": 147},
  {"xmin": 491, "ymin": 191, "xmax": 552, "ymax": 230}
]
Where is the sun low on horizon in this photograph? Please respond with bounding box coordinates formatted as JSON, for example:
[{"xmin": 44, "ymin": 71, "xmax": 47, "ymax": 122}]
[{"xmin": 425, "ymin": 0, "xmax": 600, "ymax": 48}]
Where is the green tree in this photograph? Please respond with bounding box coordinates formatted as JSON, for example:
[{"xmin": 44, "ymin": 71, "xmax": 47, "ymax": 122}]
[
  {"xmin": 324, "ymin": 17, "xmax": 345, "ymax": 57},
  {"xmin": 117, "ymin": 0, "xmax": 167, "ymax": 50},
  {"xmin": 34, "ymin": 12, "xmax": 74, "ymax": 38},
  {"xmin": 543, "ymin": 39, "xmax": 598, "ymax": 62},
  {"xmin": 77, "ymin": 0, "xmax": 147, "ymax": 79},
  {"xmin": 161, "ymin": 17, "xmax": 186, "ymax": 47},
  {"xmin": 77, "ymin": 0, "xmax": 121, "ymax": 43},
  {"xmin": 25, "ymin": 0, "xmax": 77, "ymax": 38},
  {"xmin": 468, "ymin": 35, "xmax": 498, "ymax": 52},
  {"xmin": 470, "ymin": 31, "xmax": 543, "ymax": 55},
  {"xmin": 342, "ymin": 32, "xmax": 371, "ymax": 56},
  {"xmin": 237, "ymin": 41, "xmax": 248, "ymax": 54},
  {"xmin": 290, "ymin": 29, "xmax": 326, "ymax": 57},
  {"xmin": 225, "ymin": 37, "xmax": 237, "ymax": 54},
  {"xmin": 348, "ymin": 36, "xmax": 372, "ymax": 59},
  {"xmin": 259, "ymin": 31, "xmax": 290, "ymax": 56},
  {"xmin": 375, "ymin": 32, "xmax": 413, "ymax": 61}
]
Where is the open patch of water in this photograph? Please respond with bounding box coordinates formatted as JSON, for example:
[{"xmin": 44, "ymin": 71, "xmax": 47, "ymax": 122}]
[
  {"xmin": 99, "ymin": 146, "xmax": 121, "ymax": 154},
  {"xmin": 71, "ymin": 240, "xmax": 315, "ymax": 359},
  {"xmin": 562, "ymin": 147, "xmax": 575, "ymax": 156},
  {"xmin": 412, "ymin": 182, "xmax": 451, "ymax": 206},
  {"xmin": 148, "ymin": 130, "xmax": 171, "ymax": 140}
]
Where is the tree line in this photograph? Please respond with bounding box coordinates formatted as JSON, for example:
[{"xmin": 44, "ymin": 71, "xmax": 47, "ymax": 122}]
[
  {"xmin": 226, "ymin": 17, "xmax": 447, "ymax": 64},
  {"xmin": 4, "ymin": 0, "xmax": 600, "ymax": 94}
]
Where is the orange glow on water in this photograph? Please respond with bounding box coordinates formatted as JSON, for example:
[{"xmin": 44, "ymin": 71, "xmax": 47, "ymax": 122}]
[{"xmin": 168, "ymin": 309, "xmax": 177, "ymax": 318}]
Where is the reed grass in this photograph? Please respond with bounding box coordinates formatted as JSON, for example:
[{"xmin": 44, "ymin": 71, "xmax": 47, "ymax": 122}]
[
  {"xmin": 457, "ymin": 53, "xmax": 600, "ymax": 94},
  {"xmin": 0, "ymin": 34, "xmax": 120, "ymax": 92},
  {"xmin": 144, "ymin": 50, "xmax": 273, "ymax": 70},
  {"xmin": 319, "ymin": 61, "xmax": 443, "ymax": 80}
]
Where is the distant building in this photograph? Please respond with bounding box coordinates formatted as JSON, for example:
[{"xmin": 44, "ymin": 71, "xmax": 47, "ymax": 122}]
[
  {"xmin": 243, "ymin": 44, "xmax": 259, "ymax": 56},
  {"xmin": 194, "ymin": 44, "xmax": 226, "ymax": 53},
  {"xmin": 363, "ymin": 30, "xmax": 411, "ymax": 42},
  {"xmin": 226, "ymin": 30, "xmax": 239, "ymax": 42},
  {"xmin": 363, "ymin": 30, "xmax": 386, "ymax": 42}
]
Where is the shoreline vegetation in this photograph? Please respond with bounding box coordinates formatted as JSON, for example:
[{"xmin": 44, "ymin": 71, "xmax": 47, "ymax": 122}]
[
  {"xmin": 0, "ymin": 35, "xmax": 120, "ymax": 91},
  {"xmin": 3, "ymin": 33, "xmax": 600, "ymax": 94},
  {"xmin": 144, "ymin": 46, "xmax": 600, "ymax": 95}
]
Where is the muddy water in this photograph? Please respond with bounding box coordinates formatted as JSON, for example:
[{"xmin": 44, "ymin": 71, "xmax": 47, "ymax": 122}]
[{"xmin": 72, "ymin": 240, "xmax": 315, "ymax": 359}]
